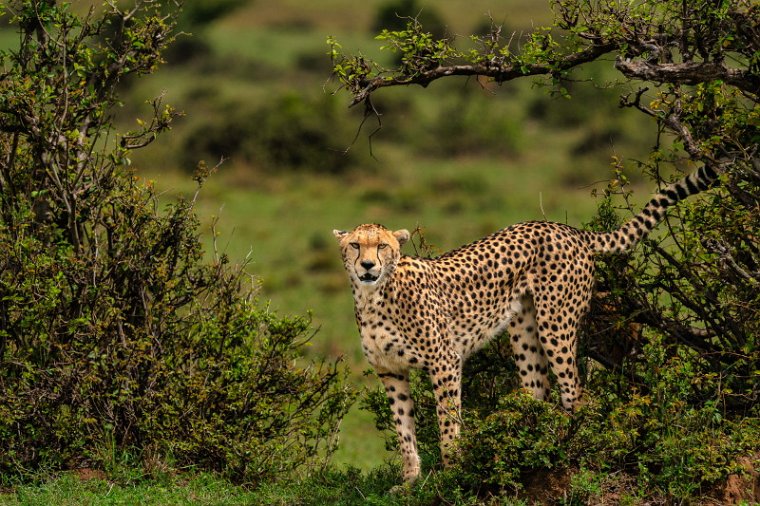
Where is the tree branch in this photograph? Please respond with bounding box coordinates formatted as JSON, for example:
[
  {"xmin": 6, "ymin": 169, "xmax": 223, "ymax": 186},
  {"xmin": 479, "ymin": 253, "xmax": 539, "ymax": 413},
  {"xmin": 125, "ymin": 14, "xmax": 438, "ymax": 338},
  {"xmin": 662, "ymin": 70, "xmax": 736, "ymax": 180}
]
[
  {"xmin": 348, "ymin": 42, "xmax": 617, "ymax": 107},
  {"xmin": 614, "ymin": 58, "xmax": 760, "ymax": 97}
]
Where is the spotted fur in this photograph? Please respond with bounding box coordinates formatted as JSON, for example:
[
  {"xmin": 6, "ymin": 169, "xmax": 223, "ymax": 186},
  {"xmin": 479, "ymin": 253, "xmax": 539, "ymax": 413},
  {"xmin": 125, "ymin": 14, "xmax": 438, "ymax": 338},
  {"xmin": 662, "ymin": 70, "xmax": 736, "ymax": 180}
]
[{"xmin": 333, "ymin": 164, "xmax": 718, "ymax": 482}]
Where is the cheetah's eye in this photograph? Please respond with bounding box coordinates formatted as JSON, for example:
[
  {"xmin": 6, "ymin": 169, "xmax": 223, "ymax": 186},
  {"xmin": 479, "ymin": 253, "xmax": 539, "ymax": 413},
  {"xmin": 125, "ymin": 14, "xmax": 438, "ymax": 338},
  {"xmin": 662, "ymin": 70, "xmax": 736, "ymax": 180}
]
[
  {"xmin": 349, "ymin": 242, "xmax": 360, "ymax": 250},
  {"xmin": 377, "ymin": 243, "xmax": 388, "ymax": 250}
]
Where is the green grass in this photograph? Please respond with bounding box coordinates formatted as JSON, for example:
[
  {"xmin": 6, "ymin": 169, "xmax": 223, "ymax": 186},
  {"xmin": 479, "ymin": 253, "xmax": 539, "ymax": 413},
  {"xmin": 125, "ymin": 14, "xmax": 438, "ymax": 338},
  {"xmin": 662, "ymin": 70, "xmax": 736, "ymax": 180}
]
[
  {"xmin": 205, "ymin": 25, "xmax": 389, "ymax": 71},
  {"xmin": 0, "ymin": 473, "xmax": 261, "ymax": 506},
  {"xmin": 0, "ymin": 27, "xmax": 19, "ymax": 51},
  {"xmin": 213, "ymin": 0, "xmax": 552, "ymax": 34},
  {"xmin": 0, "ymin": 465, "xmax": 412, "ymax": 505},
  {"xmin": 0, "ymin": 466, "xmax": 531, "ymax": 506},
  {"xmin": 0, "ymin": 469, "xmax": 405, "ymax": 506}
]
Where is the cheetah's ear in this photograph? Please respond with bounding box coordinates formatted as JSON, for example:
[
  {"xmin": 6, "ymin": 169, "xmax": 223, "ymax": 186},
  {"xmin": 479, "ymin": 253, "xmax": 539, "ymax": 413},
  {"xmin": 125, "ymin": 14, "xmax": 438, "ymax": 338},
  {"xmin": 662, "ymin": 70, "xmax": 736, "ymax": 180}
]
[
  {"xmin": 333, "ymin": 229, "xmax": 347, "ymax": 241},
  {"xmin": 393, "ymin": 229, "xmax": 410, "ymax": 246}
]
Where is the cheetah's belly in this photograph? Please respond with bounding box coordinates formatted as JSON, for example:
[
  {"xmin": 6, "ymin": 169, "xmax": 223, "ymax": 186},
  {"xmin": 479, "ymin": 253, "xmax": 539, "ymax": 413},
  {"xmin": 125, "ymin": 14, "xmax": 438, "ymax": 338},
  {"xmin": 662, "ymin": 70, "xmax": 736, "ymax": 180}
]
[{"xmin": 454, "ymin": 296, "xmax": 523, "ymax": 357}]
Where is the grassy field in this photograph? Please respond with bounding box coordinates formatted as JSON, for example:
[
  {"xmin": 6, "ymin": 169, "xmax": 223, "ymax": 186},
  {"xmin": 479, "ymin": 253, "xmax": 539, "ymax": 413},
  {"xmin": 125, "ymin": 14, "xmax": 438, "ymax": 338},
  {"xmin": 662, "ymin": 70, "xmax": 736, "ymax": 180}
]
[
  {"xmin": 0, "ymin": 473, "xmax": 260, "ymax": 506},
  {"xmin": 0, "ymin": 466, "xmax": 535, "ymax": 505},
  {"xmin": 0, "ymin": 0, "xmax": 660, "ymax": 493}
]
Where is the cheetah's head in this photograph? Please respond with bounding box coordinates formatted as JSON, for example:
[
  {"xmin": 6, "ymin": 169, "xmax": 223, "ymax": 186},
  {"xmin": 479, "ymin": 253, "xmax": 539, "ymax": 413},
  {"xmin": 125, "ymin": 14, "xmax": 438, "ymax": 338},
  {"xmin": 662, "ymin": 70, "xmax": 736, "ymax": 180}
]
[{"xmin": 333, "ymin": 224, "xmax": 410, "ymax": 287}]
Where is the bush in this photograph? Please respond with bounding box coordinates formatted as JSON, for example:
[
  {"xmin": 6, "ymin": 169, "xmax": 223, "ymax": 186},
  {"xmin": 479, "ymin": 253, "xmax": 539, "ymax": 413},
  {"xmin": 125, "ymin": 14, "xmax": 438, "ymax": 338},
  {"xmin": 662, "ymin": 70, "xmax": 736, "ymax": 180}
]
[
  {"xmin": 362, "ymin": 333, "xmax": 758, "ymax": 501},
  {"xmin": 456, "ymin": 392, "xmax": 570, "ymax": 491},
  {"xmin": 373, "ymin": 0, "xmax": 447, "ymax": 41},
  {"xmin": 181, "ymin": 93, "xmax": 362, "ymax": 174},
  {"xmin": 0, "ymin": 0, "xmax": 353, "ymax": 483},
  {"xmin": 176, "ymin": 0, "xmax": 247, "ymax": 31},
  {"xmin": 574, "ymin": 335, "xmax": 759, "ymax": 499},
  {"xmin": 422, "ymin": 92, "xmax": 523, "ymax": 157},
  {"xmin": 163, "ymin": 0, "xmax": 247, "ymax": 65}
]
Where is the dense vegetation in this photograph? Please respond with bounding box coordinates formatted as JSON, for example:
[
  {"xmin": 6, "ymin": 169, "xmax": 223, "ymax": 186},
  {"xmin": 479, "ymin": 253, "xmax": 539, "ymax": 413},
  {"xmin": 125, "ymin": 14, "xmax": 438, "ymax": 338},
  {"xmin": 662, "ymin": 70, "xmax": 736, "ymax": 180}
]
[
  {"xmin": 0, "ymin": 0, "xmax": 352, "ymax": 486},
  {"xmin": 0, "ymin": 0, "xmax": 757, "ymax": 504}
]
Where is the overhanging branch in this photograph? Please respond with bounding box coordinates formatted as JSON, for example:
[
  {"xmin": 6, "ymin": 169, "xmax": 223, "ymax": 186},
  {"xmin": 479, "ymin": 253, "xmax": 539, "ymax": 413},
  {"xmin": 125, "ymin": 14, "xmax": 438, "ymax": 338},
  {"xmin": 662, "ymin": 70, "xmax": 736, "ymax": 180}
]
[
  {"xmin": 615, "ymin": 58, "xmax": 760, "ymax": 96},
  {"xmin": 348, "ymin": 42, "xmax": 617, "ymax": 106}
]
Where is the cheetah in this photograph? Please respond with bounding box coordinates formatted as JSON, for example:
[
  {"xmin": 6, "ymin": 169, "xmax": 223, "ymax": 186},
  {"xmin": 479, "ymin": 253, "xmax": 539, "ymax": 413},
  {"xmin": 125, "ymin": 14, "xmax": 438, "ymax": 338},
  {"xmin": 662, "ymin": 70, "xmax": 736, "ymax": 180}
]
[{"xmin": 333, "ymin": 164, "xmax": 719, "ymax": 483}]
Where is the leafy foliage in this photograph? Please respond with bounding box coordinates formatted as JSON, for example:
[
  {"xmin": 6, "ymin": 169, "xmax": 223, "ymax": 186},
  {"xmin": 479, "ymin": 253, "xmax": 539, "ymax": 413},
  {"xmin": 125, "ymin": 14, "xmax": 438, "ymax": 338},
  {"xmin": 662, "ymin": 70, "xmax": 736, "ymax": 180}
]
[
  {"xmin": 0, "ymin": 0, "xmax": 353, "ymax": 482},
  {"xmin": 373, "ymin": 0, "xmax": 447, "ymax": 41},
  {"xmin": 585, "ymin": 82, "xmax": 759, "ymax": 411},
  {"xmin": 176, "ymin": 0, "xmax": 248, "ymax": 31},
  {"xmin": 181, "ymin": 92, "xmax": 362, "ymax": 174},
  {"xmin": 363, "ymin": 334, "xmax": 759, "ymax": 502}
]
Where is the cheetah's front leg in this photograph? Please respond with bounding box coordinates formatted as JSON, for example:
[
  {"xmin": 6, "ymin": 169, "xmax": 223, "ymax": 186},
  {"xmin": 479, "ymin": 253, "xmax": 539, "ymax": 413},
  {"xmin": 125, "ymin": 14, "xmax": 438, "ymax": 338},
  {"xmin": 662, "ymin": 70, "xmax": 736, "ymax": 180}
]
[
  {"xmin": 430, "ymin": 350, "xmax": 463, "ymax": 468},
  {"xmin": 377, "ymin": 370, "xmax": 420, "ymax": 482}
]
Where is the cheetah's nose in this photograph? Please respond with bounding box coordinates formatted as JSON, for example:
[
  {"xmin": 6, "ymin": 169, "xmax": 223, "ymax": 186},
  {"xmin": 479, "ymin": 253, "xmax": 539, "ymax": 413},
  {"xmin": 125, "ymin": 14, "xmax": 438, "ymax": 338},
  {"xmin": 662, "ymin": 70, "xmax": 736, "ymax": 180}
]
[{"xmin": 360, "ymin": 260, "xmax": 376, "ymax": 270}]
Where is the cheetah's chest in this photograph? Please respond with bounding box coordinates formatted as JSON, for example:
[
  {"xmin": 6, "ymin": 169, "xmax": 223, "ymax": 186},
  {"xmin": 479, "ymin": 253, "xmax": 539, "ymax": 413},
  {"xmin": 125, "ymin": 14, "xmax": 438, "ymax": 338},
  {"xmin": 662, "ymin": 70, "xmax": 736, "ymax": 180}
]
[
  {"xmin": 354, "ymin": 284, "xmax": 437, "ymax": 372},
  {"xmin": 358, "ymin": 315, "xmax": 415, "ymax": 373}
]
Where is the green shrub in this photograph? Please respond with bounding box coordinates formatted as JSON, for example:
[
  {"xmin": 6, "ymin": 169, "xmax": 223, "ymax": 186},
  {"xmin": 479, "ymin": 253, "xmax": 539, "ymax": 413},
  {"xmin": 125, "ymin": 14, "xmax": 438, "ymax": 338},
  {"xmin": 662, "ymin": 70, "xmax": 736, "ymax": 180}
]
[
  {"xmin": 373, "ymin": 0, "xmax": 447, "ymax": 42},
  {"xmin": 0, "ymin": 205, "xmax": 354, "ymax": 480},
  {"xmin": 181, "ymin": 93, "xmax": 362, "ymax": 174},
  {"xmin": 421, "ymin": 92, "xmax": 523, "ymax": 157},
  {"xmin": 176, "ymin": 0, "xmax": 247, "ymax": 31},
  {"xmin": 571, "ymin": 335, "xmax": 760, "ymax": 499},
  {"xmin": 363, "ymin": 333, "xmax": 757, "ymax": 501},
  {"xmin": 0, "ymin": 0, "xmax": 354, "ymax": 483},
  {"xmin": 456, "ymin": 392, "xmax": 571, "ymax": 491}
]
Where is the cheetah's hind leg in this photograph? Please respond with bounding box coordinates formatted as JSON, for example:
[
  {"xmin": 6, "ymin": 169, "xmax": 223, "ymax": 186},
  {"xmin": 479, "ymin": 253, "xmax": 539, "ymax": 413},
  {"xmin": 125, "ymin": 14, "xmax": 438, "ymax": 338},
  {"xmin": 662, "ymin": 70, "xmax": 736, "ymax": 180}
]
[
  {"xmin": 533, "ymin": 295, "xmax": 584, "ymax": 411},
  {"xmin": 507, "ymin": 294, "xmax": 550, "ymax": 401}
]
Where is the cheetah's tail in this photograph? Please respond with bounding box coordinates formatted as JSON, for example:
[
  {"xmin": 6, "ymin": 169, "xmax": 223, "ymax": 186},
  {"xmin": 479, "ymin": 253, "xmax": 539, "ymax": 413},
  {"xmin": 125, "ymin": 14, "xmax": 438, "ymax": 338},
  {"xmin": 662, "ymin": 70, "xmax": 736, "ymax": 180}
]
[{"xmin": 583, "ymin": 163, "xmax": 720, "ymax": 254}]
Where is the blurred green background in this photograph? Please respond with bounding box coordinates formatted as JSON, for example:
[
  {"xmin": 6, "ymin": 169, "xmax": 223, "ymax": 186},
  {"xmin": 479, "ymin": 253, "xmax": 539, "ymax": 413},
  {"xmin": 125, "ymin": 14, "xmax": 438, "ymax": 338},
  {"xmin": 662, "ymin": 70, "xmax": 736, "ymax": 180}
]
[{"xmin": 0, "ymin": 0, "xmax": 656, "ymax": 470}]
